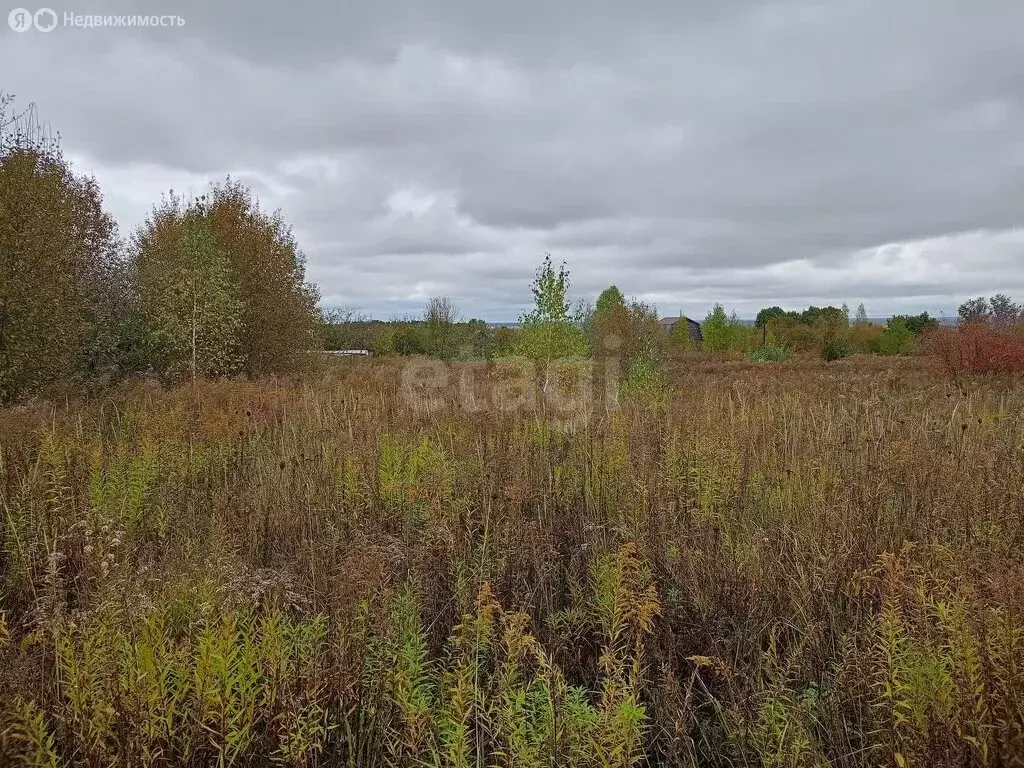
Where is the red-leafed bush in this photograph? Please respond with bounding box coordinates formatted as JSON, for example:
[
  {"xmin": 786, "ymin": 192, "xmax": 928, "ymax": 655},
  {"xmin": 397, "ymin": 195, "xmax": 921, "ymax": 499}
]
[{"xmin": 923, "ymin": 320, "xmax": 1024, "ymax": 379}]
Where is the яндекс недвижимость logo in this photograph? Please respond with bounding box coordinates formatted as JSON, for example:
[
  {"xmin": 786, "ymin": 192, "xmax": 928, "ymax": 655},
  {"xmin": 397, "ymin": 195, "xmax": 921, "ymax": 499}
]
[
  {"xmin": 8, "ymin": 8, "xmax": 58, "ymax": 32},
  {"xmin": 8, "ymin": 9, "xmax": 184, "ymax": 32}
]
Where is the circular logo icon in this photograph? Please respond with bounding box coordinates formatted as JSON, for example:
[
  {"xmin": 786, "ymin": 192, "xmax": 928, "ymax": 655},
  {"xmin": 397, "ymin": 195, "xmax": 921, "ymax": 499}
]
[
  {"xmin": 8, "ymin": 7, "xmax": 34, "ymax": 32},
  {"xmin": 34, "ymin": 8, "xmax": 57, "ymax": 32}
]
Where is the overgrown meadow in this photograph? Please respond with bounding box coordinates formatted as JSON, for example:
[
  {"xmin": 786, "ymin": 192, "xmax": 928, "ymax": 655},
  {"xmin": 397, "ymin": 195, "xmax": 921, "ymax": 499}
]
[{"xmin": 2, "ymin": 354, "xmax": 1022, "ymax": 767}]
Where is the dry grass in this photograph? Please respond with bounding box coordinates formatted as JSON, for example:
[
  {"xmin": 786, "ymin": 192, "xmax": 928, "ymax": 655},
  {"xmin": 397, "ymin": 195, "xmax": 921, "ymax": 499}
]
[{"xmin": 1, "ymin": 356, "xmax": 1022, "ymax": 767}]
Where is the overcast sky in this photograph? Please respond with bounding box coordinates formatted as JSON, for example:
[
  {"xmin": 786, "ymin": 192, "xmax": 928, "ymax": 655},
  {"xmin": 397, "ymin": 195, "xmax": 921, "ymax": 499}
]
[{"xmin": 4, "ymin": 1, "xmax": 1023, "ymax": 320}]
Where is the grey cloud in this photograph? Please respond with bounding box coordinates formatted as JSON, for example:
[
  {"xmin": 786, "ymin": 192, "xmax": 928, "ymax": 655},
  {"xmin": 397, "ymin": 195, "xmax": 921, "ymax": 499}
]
[{"xmin": 3, "ymin": 0, "xmax": 1024, "ymax": 319}]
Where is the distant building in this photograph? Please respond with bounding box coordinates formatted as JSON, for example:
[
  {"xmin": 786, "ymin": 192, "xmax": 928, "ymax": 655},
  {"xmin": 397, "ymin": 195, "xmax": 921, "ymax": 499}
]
[{"xmin": 659, "ymin": 315, "xmax": 703, "ymax": 347}]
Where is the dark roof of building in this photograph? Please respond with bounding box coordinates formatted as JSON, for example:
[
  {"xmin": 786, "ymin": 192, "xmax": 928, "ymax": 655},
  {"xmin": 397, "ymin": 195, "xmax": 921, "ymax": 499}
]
[{"xmin": 659, "ymin": 315, "xmax": 700, "ymax": 328}]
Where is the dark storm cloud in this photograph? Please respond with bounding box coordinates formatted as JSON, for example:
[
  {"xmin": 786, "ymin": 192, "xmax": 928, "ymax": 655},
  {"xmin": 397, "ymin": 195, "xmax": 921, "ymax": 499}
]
[{"xmin": 3, "ymin": 0, "xmax": 1023, "ymax": 319}]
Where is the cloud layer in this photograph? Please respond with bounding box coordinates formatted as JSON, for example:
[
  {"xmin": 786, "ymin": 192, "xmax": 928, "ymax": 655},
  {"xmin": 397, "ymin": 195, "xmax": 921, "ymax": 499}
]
[{"xmin": 4, "ymin": 1, "xmax": 1024, "ymax": 319}]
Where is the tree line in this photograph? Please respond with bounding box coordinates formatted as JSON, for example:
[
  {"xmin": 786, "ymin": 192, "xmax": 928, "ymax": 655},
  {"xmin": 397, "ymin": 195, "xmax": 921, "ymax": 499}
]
[
  {"xmin": 724, "ymin": 303, "xmax": 942, "ymax": 360},
  {"xmin": 0, "ymin": 95, "xmax": 320, "ymax": 405},
  {"xmin": 326, "ymin": 255, "xmax": 670, "ymax": 382},
  {"xmin": 326, "ymin": 268, "xmax": 1024, "ymax": 383},
  {"xmin": 324, "ymin": 256, "xmax": 968, "ymax": 371}
]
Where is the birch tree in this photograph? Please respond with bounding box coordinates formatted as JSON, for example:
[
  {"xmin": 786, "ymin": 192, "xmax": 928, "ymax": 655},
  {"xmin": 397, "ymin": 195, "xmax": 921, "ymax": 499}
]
[
  {"xmin": 515, "ymin": 255, "xmax": 589, "ymax": 363},
  {"xmin": 200, "ymin": 178, "xmax": 320, "ymax": 375},
  {"xmin": 514, "ymin": 255, "xmax": 589, "ymax": 400},
  {"xmin": 134, "ymin": 200, "xmax": 242, "ymax": 383}
]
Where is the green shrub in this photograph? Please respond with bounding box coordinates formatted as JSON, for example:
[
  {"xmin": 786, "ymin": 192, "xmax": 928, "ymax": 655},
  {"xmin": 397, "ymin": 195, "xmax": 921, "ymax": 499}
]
[
  {"xmin": 702, "ymin": 304, "xmax": 748, "ymax": 353},
  {"xmin": 746, "ymin": 346, "xmax": 791, "ymax": 363},
  {"xmin": 619, "ymin": 355, "xmax": 668, "ymax": 400},
  {"xmin": 872, "ymin": 318, "xmax": 916, "ymax": 355},
  {"xmin": 888, "ymin": 311, "xmax": 940, "ymax": 336},
  {"xmin": 821, "ymin": 339, "xmax": 853, "ymax": 361}
]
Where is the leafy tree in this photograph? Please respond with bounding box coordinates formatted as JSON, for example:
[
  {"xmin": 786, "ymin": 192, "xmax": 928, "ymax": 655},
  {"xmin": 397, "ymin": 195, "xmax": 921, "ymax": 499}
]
[
  {"xmin": 490, "ymin": 326, "xmax": 519, "ymax": 358},
  {"xmin": 815, "ymin": 308, "xmax": 852, "ymax": 361},
  {"xmin": 134, "ymin": 203, "xmax": 242, "ymax": 382},
  {"xmin": 622, "ymin": 300, "xmax": 665, "ymax": 369},
  {"xmin": 989, "ymin": 294, "xmax": 1022, "ymax": 324},
  {"xmin": 130, "ymin": 179, "xmax": 320, "ymax": 379},
  {"xmin": 821, "ymin": 338, "xmax": 853, "ymax": 361},
  {"xmin": 424, "ymin": 296, "xmax": 461, "ymax": 360},
  {"xmin": 799, "ymin": 305, "xmax": 848, "ymax": 326},
  {"xmin": 515, "ymin": 321, "xmax": 589, "ymax": 362},
  {"xmin": 845, "ymin": 304, "xmax": 879, "ymax": 352},
  {"xmin": 670, "ymin": 314, "xmax": 696, "ymax": 351},
  {"xmin": 0, "ymin": 94, "xmax": 121, "ymax": 403},
  {"xmin": 763, "ymin": 305, "xmax": 856, "ymax": 356},
  {"xmin": 958, "ymin": 296, "xmax": 990, "ymax": 322},
  {"xmin": 515, "ymin": 255, "xmax": 588, "ymax": 362},
  {"xmin": 756, "ymin": 304, "xmax": 850, "ymax": 333},
  {"xmin": 199, "ymin": 178, "xmax": 321, "ymax": 375},
  {"xmin": 754, "ymin": 306, "xmax": 791, "ymax": 328},
  {"xmin": 701, "ymin": 305, "xmax": 729, "ymax": 351},
  {"xmin": 957, "ymin": 295, "xmax": 1022, "ymax": 326},
  {"xmin": 887, "ymin": 312, "xmax": 939, "ymax": 336},
  {"xmin": 584, "ymin": 288, "xmax": 666, "ymax": 398},
  {"xmin": 524, "ymin": 254, "xmax": 571, "ymax": 324},
  {"xmin": 702, "ymin": 304, "xmax": 747, "ymax": 352},
  {"xmin": 589, "ymin": 285, "xmax": 628, "ymax": 355},
  {"xmin": 595, "ymin": 285, "xmax": 626, "ymax": 316},
  {"xmin": 393, "ymin": 323, "xmax": 427, "ymax": 356},
  {"xmin": 514, "ymin": 256, "xmax": 588, "ymax": 399},
  {"xmin": 872, "ymin": 317, "xmax": 916, "ymax": 356},
  {"xmin": 849, "ymin": 321, "xmax": 884, "ymax": 354},
  {"xmin": 464, "ymin": 318, "xmax": 492, "ymax": 359},
  {"xmin": 372, "ymin": 324, "xmax": 398, "ymax": 356}
]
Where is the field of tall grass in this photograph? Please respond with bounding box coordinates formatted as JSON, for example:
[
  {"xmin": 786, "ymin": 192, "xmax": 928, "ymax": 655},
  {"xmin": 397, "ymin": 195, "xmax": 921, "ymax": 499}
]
[{"xmin": 1, "ymin": 355, "xmax": 1022, "ymax": 767}]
